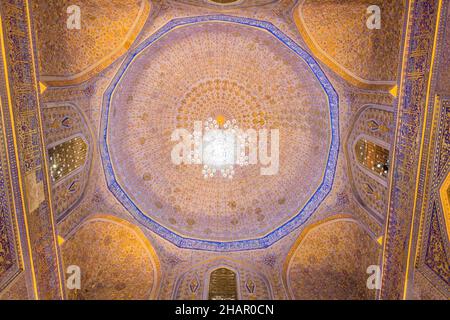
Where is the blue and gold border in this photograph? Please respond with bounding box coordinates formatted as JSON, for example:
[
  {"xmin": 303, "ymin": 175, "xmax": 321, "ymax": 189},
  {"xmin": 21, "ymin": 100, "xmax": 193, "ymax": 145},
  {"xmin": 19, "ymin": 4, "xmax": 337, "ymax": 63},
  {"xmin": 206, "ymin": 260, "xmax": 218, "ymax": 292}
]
[{"xmin": 100, "ymin": 15, "xmax": 339, "ymax": 251}]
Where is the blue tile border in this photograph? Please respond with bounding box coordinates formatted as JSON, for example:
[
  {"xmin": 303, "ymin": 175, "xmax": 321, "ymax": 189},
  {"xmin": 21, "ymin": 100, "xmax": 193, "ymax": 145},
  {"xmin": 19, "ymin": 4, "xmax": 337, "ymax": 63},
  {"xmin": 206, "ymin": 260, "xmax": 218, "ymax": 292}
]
[{"xmin": 100, "ymin": 15, "xmax": 340, "ymax": 251}]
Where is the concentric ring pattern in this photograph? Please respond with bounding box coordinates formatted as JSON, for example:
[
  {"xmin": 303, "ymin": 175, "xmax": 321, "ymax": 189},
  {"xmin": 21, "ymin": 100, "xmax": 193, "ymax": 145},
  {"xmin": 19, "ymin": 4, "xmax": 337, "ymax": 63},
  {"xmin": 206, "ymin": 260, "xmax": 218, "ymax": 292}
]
[{"xmin": 101, "ymin": 16, "xmax": 339, "ymax": 251}]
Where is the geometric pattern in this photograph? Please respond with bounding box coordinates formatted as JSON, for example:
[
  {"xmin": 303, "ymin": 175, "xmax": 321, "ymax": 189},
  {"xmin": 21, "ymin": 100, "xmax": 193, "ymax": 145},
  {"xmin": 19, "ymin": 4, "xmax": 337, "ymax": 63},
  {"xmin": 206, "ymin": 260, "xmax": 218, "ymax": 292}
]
[
  {"xmin": 380, "ymin": 0, "xmax": 442, "ymax": 299},
  {"xmin": 100, "ymin": 15, "xmax": 340, "ymax": 251},
  {"xmin": 425, "ymin": 206, "xmax": 450, "ymax": 285}
]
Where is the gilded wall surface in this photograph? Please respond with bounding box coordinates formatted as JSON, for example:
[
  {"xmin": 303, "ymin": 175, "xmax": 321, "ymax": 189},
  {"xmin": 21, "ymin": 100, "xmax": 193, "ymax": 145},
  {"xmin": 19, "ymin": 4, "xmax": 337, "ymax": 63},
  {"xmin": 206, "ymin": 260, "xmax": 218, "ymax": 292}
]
[
  {"xmin": 32, "ymin": 0, "xmax": 151, "ymax": 85},
  {"xmin": 61, "ymin": 216, "xmax": 160, "ymax": 300},
  {"xmin": 0, "ymin": 0, "xmax": 64, "ymax": 299},
  {"xmin": 436, "ymin": 3, "xmax": 450, "ymax": 94},
  {"xmin": 0, "ymin": 91, "xmax": 20, "ymax": 291},
  {"xmin": 411, "ymin": 2, "xmax": 450, "ymax": 299},
  {"xmin": 295, "ymin": 0, "xmax": 404, "ymax": 88},
  {"xmin": 285, "ymin": 218, "xmax": 380, "ymax": 300}
]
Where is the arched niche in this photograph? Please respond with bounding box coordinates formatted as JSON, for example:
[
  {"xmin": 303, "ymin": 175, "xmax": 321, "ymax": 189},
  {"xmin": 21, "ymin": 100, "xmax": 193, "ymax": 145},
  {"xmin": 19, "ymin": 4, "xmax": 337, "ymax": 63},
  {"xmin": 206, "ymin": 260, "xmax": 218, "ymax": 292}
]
[
  {"xmin": 284, "ymin": 216, "xmax": 381, "ymax": 300},
  {"xmin": 172, "ymin": 258, "xmax": 272, "ymax": 300},
  {"xmin": 60, "ymin": 214, "xmax": 161, "ymax": 300}
]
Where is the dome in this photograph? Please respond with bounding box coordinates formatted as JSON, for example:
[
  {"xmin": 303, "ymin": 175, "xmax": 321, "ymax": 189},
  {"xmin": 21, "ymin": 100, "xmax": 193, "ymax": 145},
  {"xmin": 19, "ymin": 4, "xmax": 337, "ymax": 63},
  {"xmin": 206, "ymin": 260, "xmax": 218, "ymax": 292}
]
[{"xmin": 101, "ymin": 16, "xmax": 339, "ymax": 250}]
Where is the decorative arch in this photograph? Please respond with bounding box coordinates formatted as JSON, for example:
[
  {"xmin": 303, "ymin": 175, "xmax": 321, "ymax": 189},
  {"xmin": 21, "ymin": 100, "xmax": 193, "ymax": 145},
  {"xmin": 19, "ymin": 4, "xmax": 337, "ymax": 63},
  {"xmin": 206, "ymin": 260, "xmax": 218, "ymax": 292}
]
[
  {"xmin": 43, "ymin": 102, "xmax": 94, "ymax": 220},
  {"xmin": 283, "ymin": 215, "xmax": 381, "ymax": 300},
  {"xmin": 61, "ymin": 214, "xmax": 161, "ymax": 300},
  {"xmin": 100, "ymin": 14, "xmax": 340, "ymax": 251}
]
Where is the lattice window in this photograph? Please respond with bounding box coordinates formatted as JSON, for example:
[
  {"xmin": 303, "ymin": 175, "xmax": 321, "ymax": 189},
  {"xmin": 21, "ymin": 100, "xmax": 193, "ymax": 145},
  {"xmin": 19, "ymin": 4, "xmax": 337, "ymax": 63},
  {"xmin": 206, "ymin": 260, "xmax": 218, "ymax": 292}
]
[
  {"xmin": 208, "ymin": 268, "xmax": 238, "ymax": 300},
  {"xmin": 355, "ymin": 138, "xmax": 389, "ymax": 178},
  {"xmin": 48, "ymin": 137, "xmax": 87, "ymax": 182}
]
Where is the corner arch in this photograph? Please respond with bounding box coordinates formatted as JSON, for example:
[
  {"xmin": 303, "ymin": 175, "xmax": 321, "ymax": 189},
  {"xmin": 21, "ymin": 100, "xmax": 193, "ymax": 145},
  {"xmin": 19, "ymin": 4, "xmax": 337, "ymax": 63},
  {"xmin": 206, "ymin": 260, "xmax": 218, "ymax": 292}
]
[
  {"xmin": 283, "ymin": 215, "xmax": 381, "ymax": 300},
  {"xmin": 61, "ymin": 214, "xmax": 161, "ymax": 300}
]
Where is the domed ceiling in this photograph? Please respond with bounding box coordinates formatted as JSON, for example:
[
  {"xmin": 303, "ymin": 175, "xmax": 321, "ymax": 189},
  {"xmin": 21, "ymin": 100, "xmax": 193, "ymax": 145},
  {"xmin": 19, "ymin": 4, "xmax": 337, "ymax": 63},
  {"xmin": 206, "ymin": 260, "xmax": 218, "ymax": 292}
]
[{"xmin": 101, "ymin": 16, "xmax": 339, "ymax": 250}]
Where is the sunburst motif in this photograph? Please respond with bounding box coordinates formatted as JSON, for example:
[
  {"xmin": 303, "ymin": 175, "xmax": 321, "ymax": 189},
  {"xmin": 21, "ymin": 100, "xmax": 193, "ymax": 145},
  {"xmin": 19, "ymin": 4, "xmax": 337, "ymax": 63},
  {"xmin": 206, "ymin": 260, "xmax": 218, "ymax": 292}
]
[{"xmin": 195, "ymin": 118, "xmax": 249, "ymax": 179}]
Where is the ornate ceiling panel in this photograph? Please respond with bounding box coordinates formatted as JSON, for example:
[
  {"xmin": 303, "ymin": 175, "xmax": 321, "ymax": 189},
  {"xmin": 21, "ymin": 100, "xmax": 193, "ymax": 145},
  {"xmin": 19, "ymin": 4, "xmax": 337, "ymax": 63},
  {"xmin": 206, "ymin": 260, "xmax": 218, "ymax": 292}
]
[
  {"xmin": 42, "ymin": 103, "xmax": 93, "ymax": 220},
  {"xmin": 61, "ymin": 215, "xmax": 160, "ymax": 300},
  {"xmin": 101, "ymin": 15, "xmax": 339, "ymax": 251},
  {"xmin": 294, "ymin": 0, "xmax": 404, "ymax": 89},
  {"xmin": 32, "ymin": 0, "xmax": 151, "ymax": 86},
  {"xmin": 173, "ymin": 258, "xmax": 272, "ymax": 300}
]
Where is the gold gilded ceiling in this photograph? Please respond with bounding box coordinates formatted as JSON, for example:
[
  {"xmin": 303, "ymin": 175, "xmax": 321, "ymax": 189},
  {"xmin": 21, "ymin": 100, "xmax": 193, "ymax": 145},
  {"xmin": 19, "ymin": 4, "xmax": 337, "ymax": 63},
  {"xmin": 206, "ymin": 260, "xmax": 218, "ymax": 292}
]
[
  {"xmin": 107, "ymin": 21, "xmax": 332, "ymax": 242},
  {"xmin": 295, "ymin": 0, "xmax": 405, "ymax": 89},
  {"xmin": 1, "ymin": 0, "xmax": 448, "ymax": 302},
  {"xmin": 32, "ymin": 0, "xmax": 150, "ymax": 86},
  {"xmin": 177, "ymin": 0, "xmax": 279, "ymax": 8}
]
